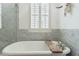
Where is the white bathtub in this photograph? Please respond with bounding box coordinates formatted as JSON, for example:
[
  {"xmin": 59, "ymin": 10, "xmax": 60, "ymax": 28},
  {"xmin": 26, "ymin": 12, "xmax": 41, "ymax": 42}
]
[
  {"xmin": 2, "ymin": 41, "xmax": 52, "ymax": 56},
  {"xmin": 2, "ymin": 41, "xmax": 70, "ymax": 56}
]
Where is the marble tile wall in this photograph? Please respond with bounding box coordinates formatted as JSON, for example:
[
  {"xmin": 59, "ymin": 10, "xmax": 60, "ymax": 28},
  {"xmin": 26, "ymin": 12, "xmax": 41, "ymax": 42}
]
[
  {"xmin": 17, "ymin": 29, "xmax": 61, "ymax": 41},
  {"xmin": 0, "ymin": 3, "xmax": 17, "ymax": 52},
  {"xmin": 59, "ymin": 29, "xmax": 79, "ymax": 56}
]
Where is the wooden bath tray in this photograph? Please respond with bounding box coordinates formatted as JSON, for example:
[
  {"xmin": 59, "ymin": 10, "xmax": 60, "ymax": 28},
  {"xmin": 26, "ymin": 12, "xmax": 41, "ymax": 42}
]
[{"xmin": 45, "ymin": 40, "xmax": 63, "ymax": 53}]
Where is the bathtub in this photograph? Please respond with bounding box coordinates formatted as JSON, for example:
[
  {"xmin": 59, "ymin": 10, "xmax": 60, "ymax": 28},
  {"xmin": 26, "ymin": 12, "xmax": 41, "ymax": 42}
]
[
  {"xmin": 2, "ymin": 41, "xmax": 70, "ymax": 56},
  {"xmin": 2, "ymin": 41, "xmax": 52, "ymax": 56}
]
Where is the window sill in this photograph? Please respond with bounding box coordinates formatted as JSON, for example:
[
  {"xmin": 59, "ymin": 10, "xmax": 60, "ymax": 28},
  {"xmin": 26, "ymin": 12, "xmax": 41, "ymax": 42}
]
[{"xmin": 28, "ymin": 29, "xmax": 52, "ymax": 32}]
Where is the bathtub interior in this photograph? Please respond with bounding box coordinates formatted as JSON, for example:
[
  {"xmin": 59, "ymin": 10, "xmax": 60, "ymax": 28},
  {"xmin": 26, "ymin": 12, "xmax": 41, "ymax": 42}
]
[{"xmin": 3, "ymin": 41, "xmax": 50, "ymax": 51}]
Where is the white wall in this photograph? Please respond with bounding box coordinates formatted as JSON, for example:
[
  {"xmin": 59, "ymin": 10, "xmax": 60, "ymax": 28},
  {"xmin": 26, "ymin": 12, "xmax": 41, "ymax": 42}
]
[
  {"xmin": 59, "ymin": 3, "xmax": 79, "ymax": 29},
  {"xmin": 19, "ymin": 3, "xmax": 60, "ymax": 29},
  {"xmin": 19, "ymin": 3, "xmax": 30, "ymax": 29},
  {"xmin": 50, "ymin": 3, "xmax": 60, "ymax": 29}
]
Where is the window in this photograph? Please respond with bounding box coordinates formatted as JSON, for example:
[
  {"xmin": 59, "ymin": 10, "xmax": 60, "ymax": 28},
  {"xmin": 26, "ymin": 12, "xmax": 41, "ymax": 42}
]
[{"xmin": 31, "ymin": 3, "xmax": 49, "ymax": 30}]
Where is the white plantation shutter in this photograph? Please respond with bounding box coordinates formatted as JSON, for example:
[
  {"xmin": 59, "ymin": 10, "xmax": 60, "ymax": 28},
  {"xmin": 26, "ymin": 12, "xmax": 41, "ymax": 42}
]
[
  {"xmin": 31, "ymin": 4, "xmax": 40, "ymax": 28},
  {"xmin": 31, "ymin": 3, "xmax": 49, "ymax": 29},
  {"xmin": 41, "ymin": 4, "xmax": 49, "ymax": 28}
]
